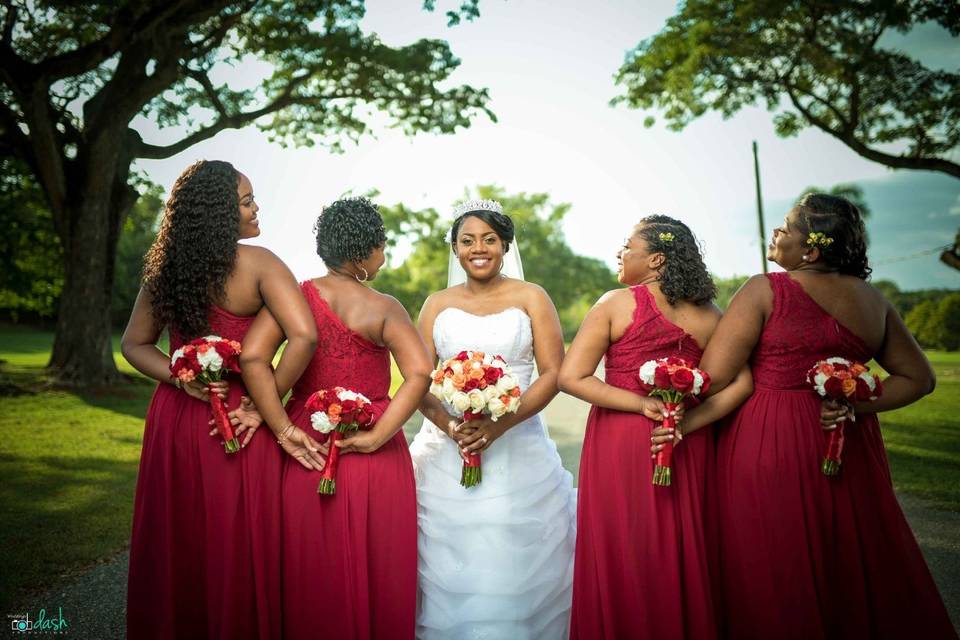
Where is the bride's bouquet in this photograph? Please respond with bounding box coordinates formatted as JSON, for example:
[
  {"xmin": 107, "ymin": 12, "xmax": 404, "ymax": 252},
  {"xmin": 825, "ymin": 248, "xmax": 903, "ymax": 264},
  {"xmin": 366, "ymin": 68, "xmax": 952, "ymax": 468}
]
[
  {"xmin": 429, "ymin": 350, "xmax": 521, "ymax": 487},
  {"xmin": 806, "ymin": 357, "xmax": 882, "ymax": 476},
  {"xmin": 638, "ymin": 356, "xmax": 711, "ymax": 487},
  {"xmin": 306, "ymin": 387, "xmax": 374, "ymax": 494},
  {"xmin": 170, "ymin": 336, "xmax": 243, "ymax": 454}
]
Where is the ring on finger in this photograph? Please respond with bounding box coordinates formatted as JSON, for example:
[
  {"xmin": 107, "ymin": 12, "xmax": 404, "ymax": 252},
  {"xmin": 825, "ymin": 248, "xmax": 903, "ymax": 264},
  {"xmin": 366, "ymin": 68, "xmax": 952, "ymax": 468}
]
[{"xmin": 479, "ymin": 435, "xmax": 488, "ymax": 445}]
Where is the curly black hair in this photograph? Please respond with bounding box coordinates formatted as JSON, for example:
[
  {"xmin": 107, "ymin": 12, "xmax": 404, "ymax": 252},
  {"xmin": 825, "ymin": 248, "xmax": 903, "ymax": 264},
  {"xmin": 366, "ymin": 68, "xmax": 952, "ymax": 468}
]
[
  {"xmin": 314, "ymin": 197, "xmax": 386, "ymax": 268},
  {"xmin": 449, "ymin": 210, "xmax": 515, "ymax": 254},
  {"xmin": 794, "ymin": 193, "xmax": 872, "ymax": 280},
  {"xmin": 142, "ymin": 160, "xmax": 240, "ymax": 339},
  {"xmin": 636, "ymin": 215, "xmax": 716, "ymax": 306}
]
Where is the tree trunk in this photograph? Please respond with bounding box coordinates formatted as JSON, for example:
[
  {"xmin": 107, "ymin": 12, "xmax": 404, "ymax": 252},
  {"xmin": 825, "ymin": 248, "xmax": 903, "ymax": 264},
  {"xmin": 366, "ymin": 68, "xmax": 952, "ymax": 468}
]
[{"xmin": 48, "ymin": 135, "xmax": 136, "ymax": 387}]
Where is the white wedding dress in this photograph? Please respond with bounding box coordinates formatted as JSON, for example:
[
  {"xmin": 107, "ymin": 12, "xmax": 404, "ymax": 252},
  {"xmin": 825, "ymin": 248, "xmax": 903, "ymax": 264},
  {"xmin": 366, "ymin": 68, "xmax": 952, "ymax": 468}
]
[{"xmin": 409, "ymin": 306, "xmax": 577, "ymax": 640}]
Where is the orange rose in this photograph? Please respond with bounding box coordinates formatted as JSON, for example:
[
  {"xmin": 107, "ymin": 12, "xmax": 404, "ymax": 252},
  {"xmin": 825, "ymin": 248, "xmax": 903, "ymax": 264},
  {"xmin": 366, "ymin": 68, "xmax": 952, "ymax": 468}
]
[
  {"xmin": 849, "ymin": 364, "xmax": 867, "ymax": 376},
  {"xmin": 510, "ymin": 387, "xmax": 521, "ymax": 397},
  {"xmin": 328, "ymin": 403, "xmax": 342, "ymax": 416},
  {"xmin": 451, "ymin": 373, "xmax": 467, "ymax": 389},
  {"xmin": 432, "ymin": 370, "xmax": 445, "ymax": 384},
  {"xmin": 468, "ymin": 367, "xmax": 485, "ymax": 381},
  {"xmin": 841, "ymin": 378, "xmax": 857, "ymax": 397},
  {"xmin": 196, "ymin": 343, "xmax": 211, "ymax": 353}
]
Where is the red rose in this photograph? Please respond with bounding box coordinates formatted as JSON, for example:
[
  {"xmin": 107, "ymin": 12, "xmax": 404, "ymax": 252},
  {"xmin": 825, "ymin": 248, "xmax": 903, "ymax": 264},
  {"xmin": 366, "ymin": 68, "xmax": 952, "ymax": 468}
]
[
  {"xmin": 456, "ymin": 351, "xmax": 470, "ymax": 361},
  {"xmin": 854, "ymin": 377, "xmax": 872, "ymax": 401},
  {"xmin": 872, "ymin": 377, "xmax": 883, "ymax": 399},
  {"xmin": 699, "ymin": 371, "xmax": 711, "ymax": 395},
  {"xmin": 665, "ymin": 356, "xmax": 687, "ymax": 367},
  {"xmin": 484, "ymin": 367, "xmax": 503, "ymax": 384},
  {"xmin": 340, "ymin": 398, "xmax": 357, "ymax": 412},
  {"xmin": 654, "ymin": 366, "xmax": 672, "ymax": 389},
  {"xmin": 670, "ymin": 368, "xmax": 694, "ymax": 393},
  {"xmin": 464, "ymin": 378, "xmax": 480, "ymax": 391},
  {"xmin": 823, "ymin": 377, "xmax": 845, "ymax": 399},
  {"xmin": 357, "ymin": 408, "xmax": 373, "ymax": 426}
]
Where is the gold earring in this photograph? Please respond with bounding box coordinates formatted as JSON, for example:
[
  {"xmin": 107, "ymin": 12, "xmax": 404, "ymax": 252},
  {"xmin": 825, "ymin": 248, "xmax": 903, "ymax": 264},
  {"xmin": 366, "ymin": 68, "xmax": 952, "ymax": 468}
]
[{"xmin": 355, "ymin": 266, "xmax": 369, "ymax": 282}]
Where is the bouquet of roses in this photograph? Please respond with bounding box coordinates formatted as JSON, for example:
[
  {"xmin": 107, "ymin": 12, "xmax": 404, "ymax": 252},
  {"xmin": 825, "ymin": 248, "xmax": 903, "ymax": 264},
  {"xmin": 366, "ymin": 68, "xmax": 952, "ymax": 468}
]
[
  {"xmin": 806, "ymin": 357, "xmax": 882, "ymax": 476},
  {"xmin": 170, "ymin": 335, "xmax": 243, "ymax": 453},
  {"xmin": 306, "ymin": 387, "xmax": 374, "ymax": 494},
  {"xmin": 429, "ymin": 350, "xmax": 522, "ymax": 487},
  {"xmin": 638, "ymin": 356, "xmax": 711, "ymax": 487}
]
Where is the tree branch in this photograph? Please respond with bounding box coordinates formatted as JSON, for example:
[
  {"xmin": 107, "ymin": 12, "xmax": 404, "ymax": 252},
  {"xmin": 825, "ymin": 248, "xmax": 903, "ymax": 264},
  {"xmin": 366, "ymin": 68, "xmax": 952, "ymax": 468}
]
[
  {"xmin": 785, "ymin": 86, "xmax": 960, "ymax": 179},
  {"xmin": 187, "ymin": 67, "xmax": 229, "ymax": 119},
  {"xmin": 1, "ymin": 4, "xmax": 16, "ymax": 46},
  {"xmin": 134, "ymin": 71, "xmax": 315, "ymax": 159},
  {"xmin": 35, "ymin": 1, "xmax": 192, "ymax": 81}
]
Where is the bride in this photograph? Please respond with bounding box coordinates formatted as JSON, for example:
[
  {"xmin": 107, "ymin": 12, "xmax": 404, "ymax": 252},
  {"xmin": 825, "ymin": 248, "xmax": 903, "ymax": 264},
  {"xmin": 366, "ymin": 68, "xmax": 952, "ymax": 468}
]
[{"xmin": 409, "ymin": 200, "xmax": 577, "ymax": 639}]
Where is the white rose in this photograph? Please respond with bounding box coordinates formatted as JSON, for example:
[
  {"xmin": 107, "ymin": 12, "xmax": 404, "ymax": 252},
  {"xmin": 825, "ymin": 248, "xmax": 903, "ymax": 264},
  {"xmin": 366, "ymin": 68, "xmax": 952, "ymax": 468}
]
[
  {"xmin": 468, "ymin": 389, "xmax": 486, "ymax": 412},
  {"xmin": 451, "ymin": 391, "xmax": 471, "ymax": 413},
  {"xmin": 203, "ymin": 335, "xmax": 223, "ymax": 342},
  {"xmin": 483, "ymin": 385, "xmax": 499, "ymax": 402},
  {"xmin": 638, "ymin": 360, "xmax": 658, "ymax": 385},
  {"xmin": 482, "ymin": 353, "xmax": 493, "ymax": 366},
  {"xmin": 491, "ymin": 357, "xmax": 506, "ymax": 370},
  {"xmin": 338, "ymin": 389, "xmax": 359, "ymax": 402},
  {"xmin": 170, "ymin": 347, "xmax": 185, "ymax": 363},
  {"xmin": 197, "ymin": 348, "xmax": 223, "ymax": 372},
  {"xmin": 310, "ymin": 411, "xmax": 334, "ymax": 434},
  {"xmin": 507, "ymin": 396, "xmax": 521, "ymax": 413},
  {"xmin": 488, "ymin": 397, "xmax": 508, "ymax": 421},
  {"xmin": 813, "ymin": 372, "xmax": 828, "ymax": 391},
  {"xmin": 691, "ymin": 370, "xmax": 704, "ymax": 395},
  {"xmin": 451, "ymin": 362, "xmax": 464, "ymax": 375},
  {"xmin": 430, "ymin": 382, "xmax": 443, "ymax": 399},
  {"xmin": 496, "ymin": 375, "xmax": 518, "ymax": 394},
  {"xmin": 441, "ymin": 378, "xmax": 456, "ymax": 402}
]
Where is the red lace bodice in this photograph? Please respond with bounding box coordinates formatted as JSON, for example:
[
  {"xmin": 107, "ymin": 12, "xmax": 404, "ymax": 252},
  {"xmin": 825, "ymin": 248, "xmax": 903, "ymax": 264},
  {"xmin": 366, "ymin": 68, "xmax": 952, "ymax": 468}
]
[
  {"xmin": 288, "ymin": 281, "xmax": 392, "ymax": 418},
  {"xmin": 604, "ymin": 285, "xmax": 704, "ymax": 393},
  {"xmin": 752, "ymin": 272, "xmax": 874, "ymax": 391},
  {"xmin": 170, "ymin": 305, "xmax": 256, "ymax": 350}
]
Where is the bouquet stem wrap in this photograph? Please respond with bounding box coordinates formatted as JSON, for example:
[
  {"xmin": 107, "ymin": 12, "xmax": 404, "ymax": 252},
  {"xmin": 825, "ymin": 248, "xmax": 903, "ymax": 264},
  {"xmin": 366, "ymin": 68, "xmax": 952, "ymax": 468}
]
[
  {"xmin": 822, "ymin": 422, "xmax": 846, "ymax": 476},
  {"xmin": 210, "ymin": 392, "xmax": 240, "ymax": 454},
  {"xmin": 652, "ymin": 400, "xmax": 680, "ymax": 487},
  {"xmin": 317, "ymin": 430, "xmax": 342, "ymax": 494},
  {"xmin": 460, "ymin": 411, "xmax": 483, "ymax": 488}
]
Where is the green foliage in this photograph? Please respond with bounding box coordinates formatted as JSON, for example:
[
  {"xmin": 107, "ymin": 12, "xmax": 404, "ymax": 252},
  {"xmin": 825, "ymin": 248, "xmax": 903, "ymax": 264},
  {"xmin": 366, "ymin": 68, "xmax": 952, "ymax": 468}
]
[
  {"xmin": 0, "ymin": 163, "xmax": 163, "ymax": 325},
  {"xmin": 111, "ymin": 182, "xmax": 164, "ymax": 325},
  {"xmin": 713, "ymin": 274, "xmax": 749, "ymax": 310},
  {"xmin": 376, "ymin": 187, "xmax": 620, "ymax": 339},
  {"xmin": 0, "ymin": 157, "xmax": 63, "ymax": 320},
  {"xmin": 906, "ymin": 292, "xmax": 960, "ymax": 350},
  {"xmin": 614, "ymin": 0, "xmax": 960, "ymax": 177}
]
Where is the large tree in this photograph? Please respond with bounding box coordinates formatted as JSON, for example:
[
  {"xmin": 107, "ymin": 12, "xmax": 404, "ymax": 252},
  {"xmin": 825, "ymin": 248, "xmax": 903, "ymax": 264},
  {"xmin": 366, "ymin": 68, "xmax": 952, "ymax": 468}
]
[
  {"xmin": 0, "ymin": 1, "xmax": 492, "ymax": 386},
  {"xmin": 614, "ymin": 0, "xmax": 960, "ymax": 179}
]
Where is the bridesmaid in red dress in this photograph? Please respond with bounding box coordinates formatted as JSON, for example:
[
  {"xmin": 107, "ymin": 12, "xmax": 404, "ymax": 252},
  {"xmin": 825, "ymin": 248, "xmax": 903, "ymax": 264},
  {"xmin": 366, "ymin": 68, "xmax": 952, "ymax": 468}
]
[
  {"xmin": 241, "ymin": 197, "xmax": 431, "ymax": 640},
  {"xmin": 700, "ymin": 193, "xmax": 955, "ymax": 639},
  {"xmin": 559, "ymin": 216, "xmax": 753, "ymax": 640},
  {"xmin": 123, "ymin": 160, "xmax": 319, "ymax": 639}
]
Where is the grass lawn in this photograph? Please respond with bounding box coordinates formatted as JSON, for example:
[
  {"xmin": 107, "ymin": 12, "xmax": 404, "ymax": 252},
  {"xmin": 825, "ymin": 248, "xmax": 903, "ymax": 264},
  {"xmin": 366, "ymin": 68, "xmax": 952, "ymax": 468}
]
[{"xmin": 0, "ymin": 325, "xmax": 958, "ymax": 610}]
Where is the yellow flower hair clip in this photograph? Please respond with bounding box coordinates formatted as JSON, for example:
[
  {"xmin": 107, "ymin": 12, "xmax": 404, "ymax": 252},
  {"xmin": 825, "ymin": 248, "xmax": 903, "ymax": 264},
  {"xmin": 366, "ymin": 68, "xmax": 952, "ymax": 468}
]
[
  {"xmin": 806, "ymin": 231, "xmax": 834, "ymax": 248},
  {"xmin": 658, "ymin": 232, "xmax": 675, "ymax": 243}
]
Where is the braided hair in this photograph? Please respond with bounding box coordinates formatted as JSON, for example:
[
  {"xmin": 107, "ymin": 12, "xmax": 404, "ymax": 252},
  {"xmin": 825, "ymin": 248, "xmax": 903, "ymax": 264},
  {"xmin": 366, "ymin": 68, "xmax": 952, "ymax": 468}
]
[
  {"xmin": 449, "ymin": 210, "xmax": 515, "ymax": 253},
  {"xmin": 142, "ymin": 160, "xmax": 240, "ymax": 338},
  {"xmin": 636, "ymin": 215, "xmax": 716, "ymax": 306},
  {"xmin": 314, "ymin": 197, "xmax": 387, "ymax": 268},
  {"xmin": 794, "ymin": 193, "xmax": 871, "ymax": 280}
]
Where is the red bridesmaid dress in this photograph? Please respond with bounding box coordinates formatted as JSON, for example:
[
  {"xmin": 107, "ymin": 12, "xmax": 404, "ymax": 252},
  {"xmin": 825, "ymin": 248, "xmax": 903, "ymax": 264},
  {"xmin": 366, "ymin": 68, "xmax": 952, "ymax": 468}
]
[
  {"xmin": 570, "ymin": 284, "xmax": 717, "ymax": 639},
  {"xmin": 281, "ymin": 281, "xmax": 417, "ymax": 640},
  {"xmin": 716, "ymin": 272, "xmax": 955, "ymax": 639},
  {"xmin": 127, "ymin": 306, "xmax": 283, "ymax": 639}
]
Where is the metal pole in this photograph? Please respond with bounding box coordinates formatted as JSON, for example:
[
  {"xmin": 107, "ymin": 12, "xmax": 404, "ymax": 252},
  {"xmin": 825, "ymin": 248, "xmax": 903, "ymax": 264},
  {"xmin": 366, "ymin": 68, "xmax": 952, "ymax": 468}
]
[{"xmin": 752, "ymin": 140, "xmax": 768, "ymax": 274}]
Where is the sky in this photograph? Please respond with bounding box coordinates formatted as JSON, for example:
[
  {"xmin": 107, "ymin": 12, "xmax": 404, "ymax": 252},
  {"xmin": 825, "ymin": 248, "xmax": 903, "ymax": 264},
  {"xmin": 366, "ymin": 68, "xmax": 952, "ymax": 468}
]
[{"xmin": 134, "ymin": 0, "xmax": 960, "ymax": 290}]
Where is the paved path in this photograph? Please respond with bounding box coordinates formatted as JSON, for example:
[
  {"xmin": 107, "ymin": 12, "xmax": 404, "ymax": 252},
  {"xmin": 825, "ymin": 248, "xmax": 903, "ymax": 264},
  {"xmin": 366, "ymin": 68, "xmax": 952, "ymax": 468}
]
[{"xmin": 12, "ymin": 394, "xmax": 958, "ymax": 638}]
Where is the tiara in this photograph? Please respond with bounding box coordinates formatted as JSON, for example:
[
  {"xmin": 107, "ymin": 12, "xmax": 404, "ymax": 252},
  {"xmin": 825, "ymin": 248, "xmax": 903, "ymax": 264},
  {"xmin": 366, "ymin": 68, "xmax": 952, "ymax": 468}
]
[{"xmin": 452, "ymin": 199, "xmax": 503, "ymax": 217}]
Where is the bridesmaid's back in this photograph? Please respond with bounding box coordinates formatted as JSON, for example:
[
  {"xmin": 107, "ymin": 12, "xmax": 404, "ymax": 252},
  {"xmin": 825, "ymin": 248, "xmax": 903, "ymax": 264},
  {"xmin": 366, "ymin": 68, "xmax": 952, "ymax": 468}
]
[
  {"xmin": 604, "ymin": 285, "xmax": 709, "ymax": 393},
  {"xmin": 753, "ymin": 272, "xmax": 877, "ymax": 390}
]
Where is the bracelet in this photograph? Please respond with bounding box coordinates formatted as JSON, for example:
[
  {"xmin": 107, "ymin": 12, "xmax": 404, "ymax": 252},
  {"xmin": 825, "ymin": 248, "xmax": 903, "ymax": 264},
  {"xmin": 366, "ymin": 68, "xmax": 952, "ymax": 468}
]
[{"xmin": 276, "ymin": 423, "xmax": 296, "ymax": 444}]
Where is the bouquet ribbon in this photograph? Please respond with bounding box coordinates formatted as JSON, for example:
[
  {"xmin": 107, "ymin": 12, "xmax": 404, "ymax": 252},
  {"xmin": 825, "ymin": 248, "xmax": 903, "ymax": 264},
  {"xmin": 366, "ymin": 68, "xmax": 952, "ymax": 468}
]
[
  {"xmin": 652, "ymin": 401, "xmax": 679, "ymax": 486},
  {"xmin": 209, "ymin": 391, "xmax": 240, "ymax": 454},
  {"xmin": 460, "ymin": 411, "xmax": 483, "ymax": 487}
]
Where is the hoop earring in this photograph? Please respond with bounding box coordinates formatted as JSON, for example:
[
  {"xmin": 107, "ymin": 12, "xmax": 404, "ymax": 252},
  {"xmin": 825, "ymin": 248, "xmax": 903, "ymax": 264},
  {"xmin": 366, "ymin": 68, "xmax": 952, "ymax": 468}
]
[{"xmin": 355, "ymin": 266, "xmax": 369, "ymax": 282}]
